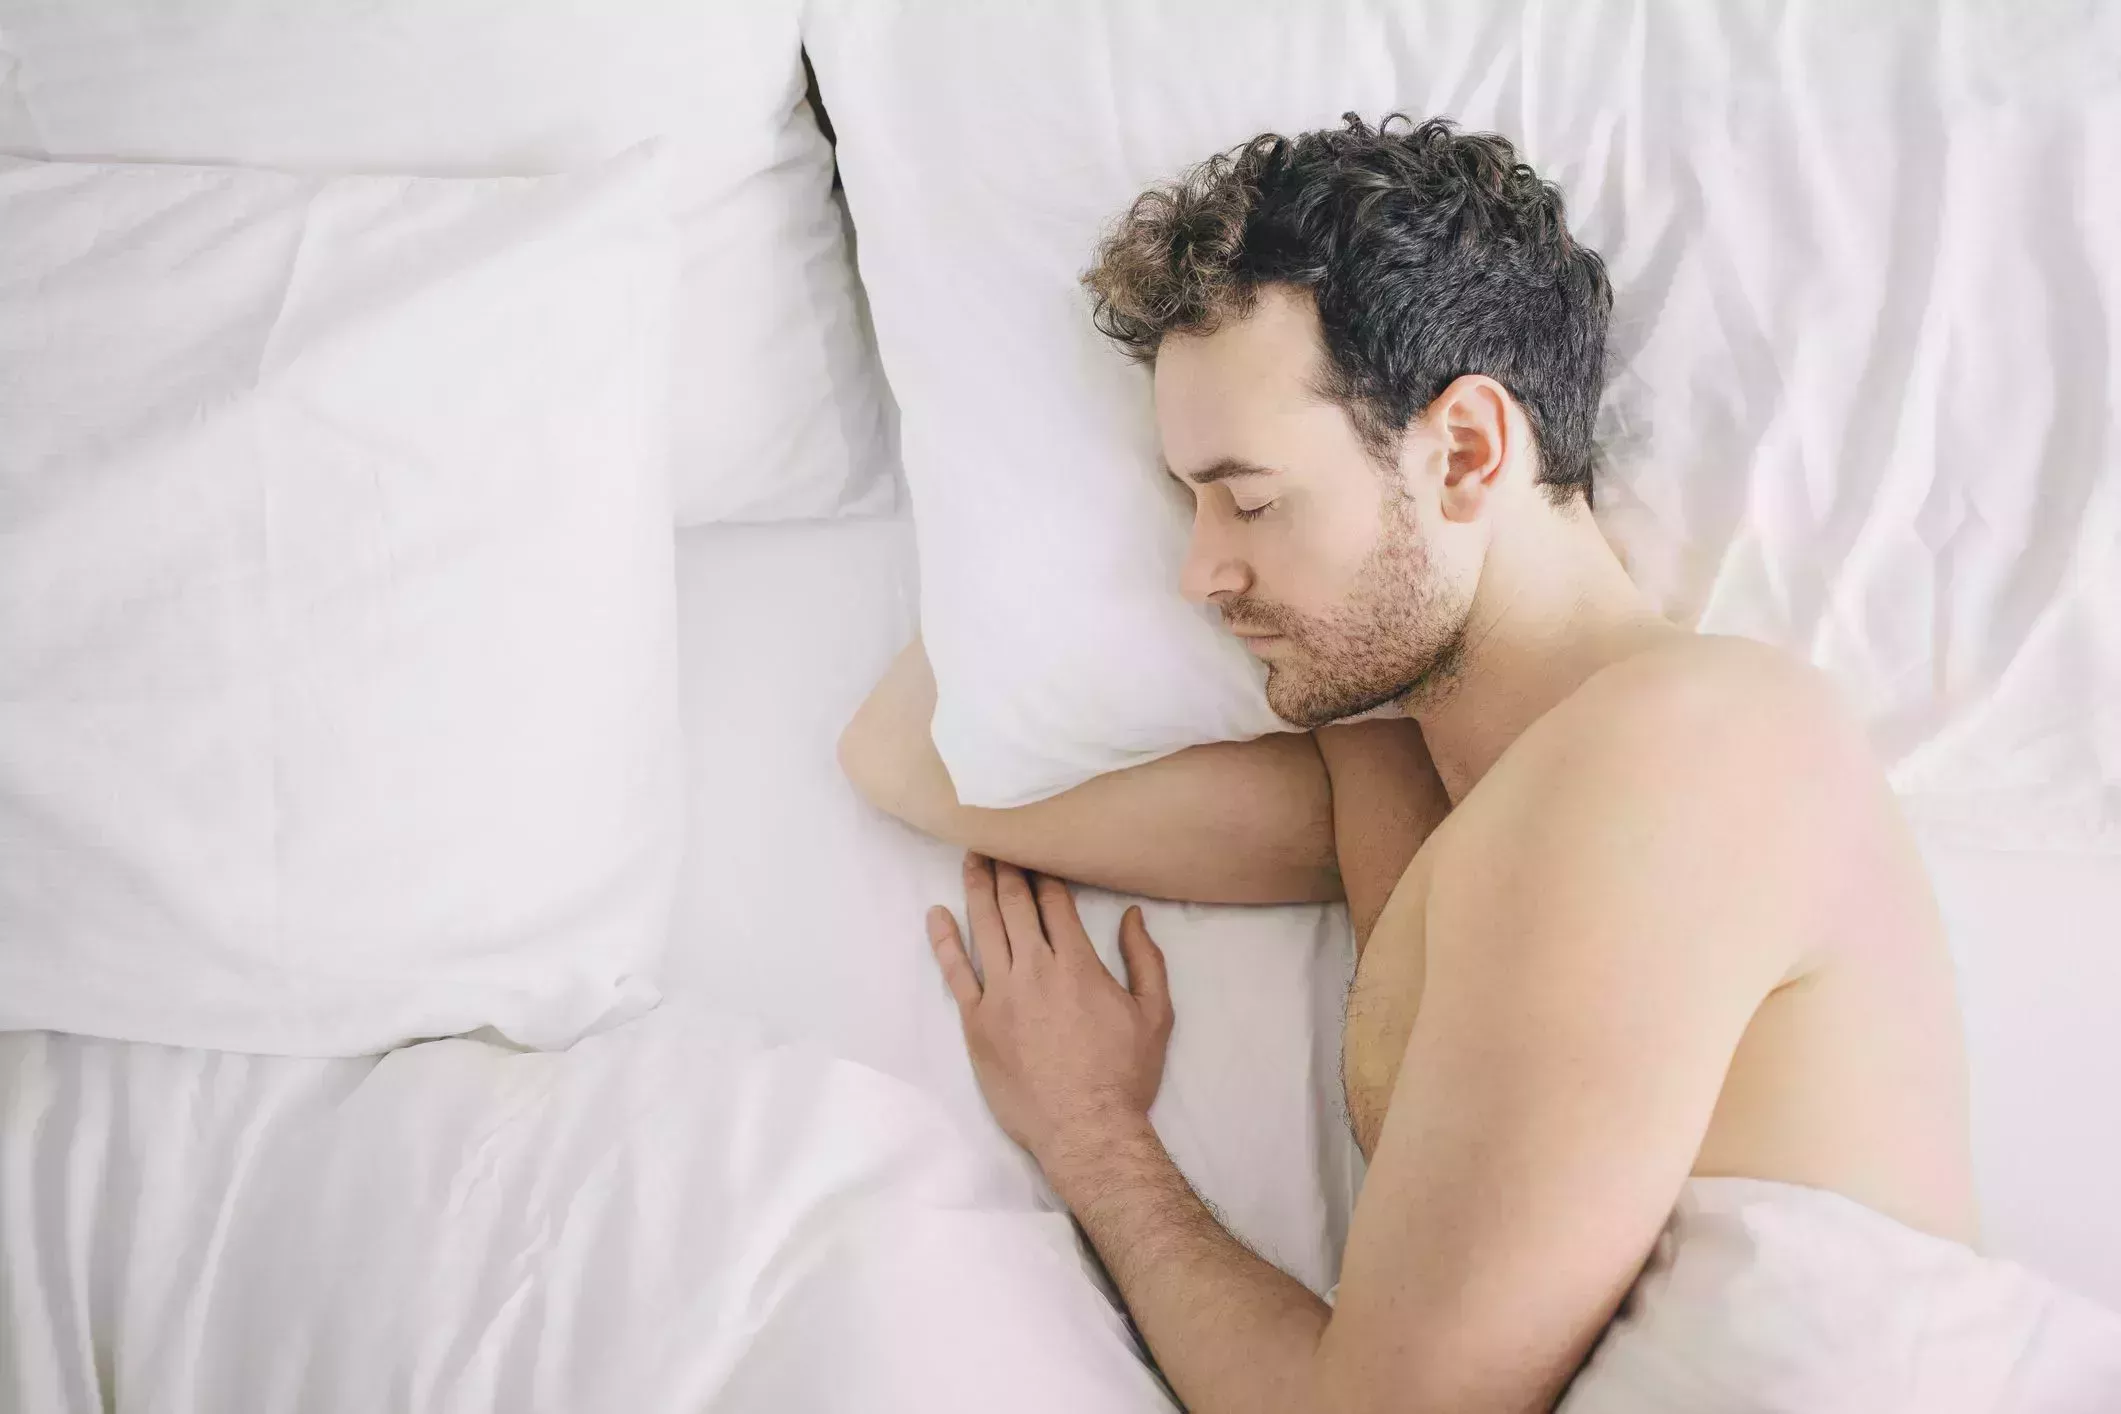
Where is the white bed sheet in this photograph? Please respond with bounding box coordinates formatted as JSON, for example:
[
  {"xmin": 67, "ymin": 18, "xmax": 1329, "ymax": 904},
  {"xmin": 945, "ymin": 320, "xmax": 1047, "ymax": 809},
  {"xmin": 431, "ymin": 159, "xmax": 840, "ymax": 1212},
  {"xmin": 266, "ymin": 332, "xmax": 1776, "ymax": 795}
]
[
  {"xmin": 1925, "ymin": 835, "xmax": 2121, "ymax": 1308},
  {"xmin": 4, "ymin": 518, "xmax": 2113, "ymax": 1414}
]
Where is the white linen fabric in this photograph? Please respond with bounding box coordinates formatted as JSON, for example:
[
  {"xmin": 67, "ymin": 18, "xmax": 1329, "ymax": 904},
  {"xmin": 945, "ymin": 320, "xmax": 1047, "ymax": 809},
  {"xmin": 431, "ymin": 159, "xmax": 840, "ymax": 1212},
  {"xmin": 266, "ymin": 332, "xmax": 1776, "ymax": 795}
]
[
  {"xmin": 0, "ymin": 0, "xmax": 897, "ymax": 524},
  {"xmin": 0, "ymin": 1007, "xmax": 1177, "ymax": 1414},
  {"xmin": 1931, "ymin": 838, "xmax": 2121, "ymax": 1309},
  {"xmin": 1559, "ymin": 1178, "xmax": 2121, "ymax": 1413},
  {"xmin": 805, "ymin": 0, "xmax": 2121, "ymax": 849},
  {"xmin": 0, "ymin": 148, "xmax": 684, "ymax": 1055}
]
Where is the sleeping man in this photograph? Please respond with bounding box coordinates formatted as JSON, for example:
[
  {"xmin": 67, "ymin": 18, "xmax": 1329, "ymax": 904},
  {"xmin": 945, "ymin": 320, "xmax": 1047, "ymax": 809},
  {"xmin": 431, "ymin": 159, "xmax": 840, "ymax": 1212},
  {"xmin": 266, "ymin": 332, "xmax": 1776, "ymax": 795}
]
[{"xmin": 837, "ymin": 116, "xmax": 1985, "ymax": 1411}]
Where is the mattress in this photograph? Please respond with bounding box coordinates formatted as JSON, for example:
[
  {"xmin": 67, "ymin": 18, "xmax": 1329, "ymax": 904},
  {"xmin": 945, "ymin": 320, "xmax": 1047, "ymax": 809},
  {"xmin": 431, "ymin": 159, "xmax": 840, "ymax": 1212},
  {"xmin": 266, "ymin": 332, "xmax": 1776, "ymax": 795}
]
[{"xmin": 2, "ymin": 518, "xmax": 2112, "ymax": 1414}]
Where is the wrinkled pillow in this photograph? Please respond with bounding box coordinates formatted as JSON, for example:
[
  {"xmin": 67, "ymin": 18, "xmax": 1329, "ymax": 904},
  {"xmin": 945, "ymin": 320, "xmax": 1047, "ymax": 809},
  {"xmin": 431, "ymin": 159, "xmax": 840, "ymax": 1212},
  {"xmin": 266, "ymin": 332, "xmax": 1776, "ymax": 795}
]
[
  {"xmin": 808, "ymin": 0, "xmax": 2118, "ymax": 850},
  {"xmin": 0, "ymin": 146, "xmax": 684, "ymax": 1054}
]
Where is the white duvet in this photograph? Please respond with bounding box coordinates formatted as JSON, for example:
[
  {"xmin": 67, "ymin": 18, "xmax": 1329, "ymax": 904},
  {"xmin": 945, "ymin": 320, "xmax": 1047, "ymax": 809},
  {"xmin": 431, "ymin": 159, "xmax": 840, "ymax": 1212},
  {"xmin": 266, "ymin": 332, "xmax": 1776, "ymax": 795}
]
[
  {"xmin": 0, "ymin": 1006, "xmax": 1174, "ymax": 1414},
  {"xmin": 1563, "ymin": 1179, "xmax": 2121, "ymax": 1413}
]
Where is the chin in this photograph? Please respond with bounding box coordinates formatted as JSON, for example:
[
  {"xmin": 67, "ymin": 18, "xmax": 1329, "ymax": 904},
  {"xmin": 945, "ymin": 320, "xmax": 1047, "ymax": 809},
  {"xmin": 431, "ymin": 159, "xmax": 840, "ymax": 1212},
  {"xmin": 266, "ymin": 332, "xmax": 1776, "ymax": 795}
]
[
  {"xmin": 1266, "ymin": 664, "xmax": 1415, "ymax": 729},
  {"xmin": 1263, "ymin": 669, "xmax": 1338, "ymax": 731}
]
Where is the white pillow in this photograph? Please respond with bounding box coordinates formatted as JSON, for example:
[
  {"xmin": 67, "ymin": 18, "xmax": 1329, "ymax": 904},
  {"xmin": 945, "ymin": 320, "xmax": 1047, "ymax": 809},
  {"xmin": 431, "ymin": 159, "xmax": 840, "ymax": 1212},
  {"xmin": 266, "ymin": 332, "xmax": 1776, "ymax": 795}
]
[
  {"xmin": 0, "ymin": 147, "xmax": 685, "ymax": 1055},
  {"xmin": 806, "ymin": 1, "xmax": 2121, "ymax": 849},
  {"xmin": 0, "ymin": 0, "xmax": 895, "ymax": 525}
]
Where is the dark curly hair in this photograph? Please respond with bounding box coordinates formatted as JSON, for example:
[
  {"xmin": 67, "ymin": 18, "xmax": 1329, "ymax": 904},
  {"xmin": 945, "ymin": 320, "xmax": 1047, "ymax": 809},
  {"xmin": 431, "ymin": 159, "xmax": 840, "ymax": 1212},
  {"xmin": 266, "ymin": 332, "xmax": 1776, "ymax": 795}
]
[{"xmin": 1084, "ymin": 114, "xmax": 1611, "ymax": 505}]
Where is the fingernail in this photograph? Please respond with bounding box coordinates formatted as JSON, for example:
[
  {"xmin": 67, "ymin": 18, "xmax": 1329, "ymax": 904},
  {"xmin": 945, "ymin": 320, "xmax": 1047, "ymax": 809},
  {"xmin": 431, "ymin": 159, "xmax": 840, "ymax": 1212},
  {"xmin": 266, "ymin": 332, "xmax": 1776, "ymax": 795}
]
[{"xmin": 925, "ymin": 906, "xmax": 952, "ymax": 942}]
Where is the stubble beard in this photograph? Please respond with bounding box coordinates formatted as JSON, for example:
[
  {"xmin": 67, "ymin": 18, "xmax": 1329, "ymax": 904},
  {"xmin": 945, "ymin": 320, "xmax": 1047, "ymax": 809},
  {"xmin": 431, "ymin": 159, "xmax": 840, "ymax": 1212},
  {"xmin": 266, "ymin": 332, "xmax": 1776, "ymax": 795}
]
[{"xmin": 1230, "ymin": 491, "xmax": 1471, "ymax": 729}]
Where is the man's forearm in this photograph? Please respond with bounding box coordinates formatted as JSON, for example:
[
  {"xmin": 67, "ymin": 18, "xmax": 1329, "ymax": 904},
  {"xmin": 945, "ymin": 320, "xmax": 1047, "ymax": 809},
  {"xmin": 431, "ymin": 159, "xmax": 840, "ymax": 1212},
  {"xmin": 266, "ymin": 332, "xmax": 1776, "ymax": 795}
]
[{"xmin": 1043, "ymin": 1117, "xmax": 1331, "ymax": 1414}]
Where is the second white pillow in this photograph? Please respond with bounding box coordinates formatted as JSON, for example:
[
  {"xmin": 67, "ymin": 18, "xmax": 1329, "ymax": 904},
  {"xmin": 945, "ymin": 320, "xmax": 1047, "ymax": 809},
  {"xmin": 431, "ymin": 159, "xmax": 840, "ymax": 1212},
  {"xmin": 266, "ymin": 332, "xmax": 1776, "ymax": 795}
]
[{"xmin": 0, "ymin": 147, "xmax": 685, "ymax": 1055}]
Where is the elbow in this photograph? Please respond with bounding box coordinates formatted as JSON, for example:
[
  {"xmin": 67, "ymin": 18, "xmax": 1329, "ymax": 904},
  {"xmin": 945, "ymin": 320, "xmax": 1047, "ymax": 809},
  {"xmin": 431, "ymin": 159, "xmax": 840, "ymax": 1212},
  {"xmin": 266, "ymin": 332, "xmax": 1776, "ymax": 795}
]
[
  {"xmin": 836, "ymin": 700, "xmax": 940, "ymax": 836},
  {"xmin": 835, "ymin": 708, "xmax": 886, "ymax": 805},
  {"xmin": 835, "ymin": 707, "xmax": 894, "ymax": 814}
]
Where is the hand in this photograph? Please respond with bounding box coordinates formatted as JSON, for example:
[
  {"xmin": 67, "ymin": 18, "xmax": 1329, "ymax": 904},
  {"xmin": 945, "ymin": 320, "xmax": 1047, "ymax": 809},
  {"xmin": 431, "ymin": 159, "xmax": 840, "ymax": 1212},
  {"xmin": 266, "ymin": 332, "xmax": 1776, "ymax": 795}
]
[{"xmin": 928, "ymin": 852, "xmax": 1174, "ymax": 1167}]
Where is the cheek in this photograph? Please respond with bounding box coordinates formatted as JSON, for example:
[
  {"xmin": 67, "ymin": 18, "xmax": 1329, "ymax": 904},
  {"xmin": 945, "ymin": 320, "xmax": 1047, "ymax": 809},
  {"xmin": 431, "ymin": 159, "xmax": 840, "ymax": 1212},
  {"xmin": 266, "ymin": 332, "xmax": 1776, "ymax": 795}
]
[
  {"xmin": 1285, "ymin": 497, "xmax": 1385, "ymax": 598},
  {"xmin": 1248, "ymin": 540, "xmax": 1359, "ymax": 635}
]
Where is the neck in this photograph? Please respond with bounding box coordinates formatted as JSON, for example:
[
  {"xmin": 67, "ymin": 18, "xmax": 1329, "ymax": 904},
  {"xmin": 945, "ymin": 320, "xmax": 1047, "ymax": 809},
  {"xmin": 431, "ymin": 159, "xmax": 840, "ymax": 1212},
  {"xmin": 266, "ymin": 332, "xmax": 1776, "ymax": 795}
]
[{"xmin": 1411, "ymin": 501, "xmax": 1678, "ymax": 802}]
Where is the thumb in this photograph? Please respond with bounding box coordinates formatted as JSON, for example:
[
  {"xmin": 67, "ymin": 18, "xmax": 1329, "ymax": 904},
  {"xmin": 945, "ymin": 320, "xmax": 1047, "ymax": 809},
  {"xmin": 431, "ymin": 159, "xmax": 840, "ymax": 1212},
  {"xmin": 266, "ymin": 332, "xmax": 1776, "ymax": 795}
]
[{"xmin": 1118, "ymin": 906, "xmax": 1170, "ymax": 1018}]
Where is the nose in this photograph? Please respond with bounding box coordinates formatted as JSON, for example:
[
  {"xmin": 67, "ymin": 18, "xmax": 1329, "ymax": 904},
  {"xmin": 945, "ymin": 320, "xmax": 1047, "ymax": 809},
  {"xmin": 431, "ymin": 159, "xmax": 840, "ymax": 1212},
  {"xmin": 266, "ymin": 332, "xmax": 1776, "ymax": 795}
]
[{"xmin": 1179, "ymin": 503, "xmax": 1250, "ymax": 605}]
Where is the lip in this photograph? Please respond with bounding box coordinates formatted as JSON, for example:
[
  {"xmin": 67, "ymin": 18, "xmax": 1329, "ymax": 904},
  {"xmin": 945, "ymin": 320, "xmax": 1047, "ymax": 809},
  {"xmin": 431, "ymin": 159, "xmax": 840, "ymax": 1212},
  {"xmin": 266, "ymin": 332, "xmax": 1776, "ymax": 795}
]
[{"xmin": 1236, "ymin": 633, "xmax": 1282, "ymax": 653}]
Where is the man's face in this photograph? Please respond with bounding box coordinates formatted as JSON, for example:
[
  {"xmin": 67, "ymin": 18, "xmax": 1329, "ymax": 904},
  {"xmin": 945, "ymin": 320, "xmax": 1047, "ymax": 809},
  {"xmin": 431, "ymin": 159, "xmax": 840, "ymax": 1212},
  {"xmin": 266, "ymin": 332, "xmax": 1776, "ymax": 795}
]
[{"xmin": 1154, "ymin": 285, "xmax": 1472, "ymax": 727}]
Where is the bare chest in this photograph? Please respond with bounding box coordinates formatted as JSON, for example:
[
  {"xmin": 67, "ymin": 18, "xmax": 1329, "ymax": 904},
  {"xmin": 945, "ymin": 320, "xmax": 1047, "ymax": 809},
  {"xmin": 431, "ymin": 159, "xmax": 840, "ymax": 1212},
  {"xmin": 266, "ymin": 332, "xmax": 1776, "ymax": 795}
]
[{"xmin": 1342, "ymin": 856, "xmax": 1435, "ymax": 1159}]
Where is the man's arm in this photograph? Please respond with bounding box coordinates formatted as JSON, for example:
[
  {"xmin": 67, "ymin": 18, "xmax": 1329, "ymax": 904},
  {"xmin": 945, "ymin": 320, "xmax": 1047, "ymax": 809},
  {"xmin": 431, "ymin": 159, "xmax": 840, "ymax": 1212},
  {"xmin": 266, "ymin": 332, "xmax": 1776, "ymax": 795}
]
[
  {"xmin": 1043, "ymin": 1119, "xmax": 1332, "ymax": 1410},
  {"xmin": 926, "ymin": 855, "xmax": 1337, "ymax": 1413},
  {"xmin": 942, "ymin": 660, "xmax": 1837, "ymax": 1413},
  {"xmin": 840, "ymin": 637, "xmax": 1341, "ymax": 904},
  {"xmin": 1025, "ymin": 718, "xmax": 1451, "ymax": 1412}
]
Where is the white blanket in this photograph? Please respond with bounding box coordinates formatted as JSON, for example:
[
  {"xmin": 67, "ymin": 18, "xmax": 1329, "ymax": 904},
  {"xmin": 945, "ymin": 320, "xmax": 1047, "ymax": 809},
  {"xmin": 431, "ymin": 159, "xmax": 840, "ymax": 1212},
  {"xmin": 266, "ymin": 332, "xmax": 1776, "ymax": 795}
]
[
  {"xmin": 0, "ymin": 1005, "xmax": 1175, "ymax": 1413},
  {"xmin": 1562, "ymin": 1178, "xmax": 2121, "ymax": 1413}
]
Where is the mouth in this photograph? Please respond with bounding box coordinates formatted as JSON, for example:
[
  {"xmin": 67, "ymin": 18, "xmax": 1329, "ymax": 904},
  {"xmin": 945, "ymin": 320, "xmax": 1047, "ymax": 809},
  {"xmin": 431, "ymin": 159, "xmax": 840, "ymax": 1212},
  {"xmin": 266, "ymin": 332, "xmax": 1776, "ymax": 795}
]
[{"xmin": 1234, "ymin": 631, "xmax": 1282, "ymax": 654}]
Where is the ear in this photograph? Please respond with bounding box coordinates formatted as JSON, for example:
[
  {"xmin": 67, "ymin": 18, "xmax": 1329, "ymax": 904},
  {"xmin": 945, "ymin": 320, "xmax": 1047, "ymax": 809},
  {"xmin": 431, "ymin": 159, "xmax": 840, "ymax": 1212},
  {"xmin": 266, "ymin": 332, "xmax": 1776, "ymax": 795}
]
[{"xmin": 1431, "ymin": 374, "xmax": 1513, "ymax": 523}]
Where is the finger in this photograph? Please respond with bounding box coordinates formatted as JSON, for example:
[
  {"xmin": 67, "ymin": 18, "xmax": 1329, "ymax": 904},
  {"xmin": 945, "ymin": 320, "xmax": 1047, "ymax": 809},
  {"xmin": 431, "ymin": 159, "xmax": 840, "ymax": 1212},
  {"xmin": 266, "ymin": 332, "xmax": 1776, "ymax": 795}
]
[
  {"xmin": 927, "ymin": 906, "xmax": 982, "ymax": 1013},
  {"xmin": 962, "ymin": 853, "xmax": 1011, "ymax": 977},
  {"xmin": 992, "ymin": 860, "xmax": 1051, "ymax": 965},
  {"xmin": 1119, "ymin": 906, "xmax": 1172, "ymax": 1023},
  {"xmin": 1033, "ymin": 874, "xmax": 1098, "ymax": 967}
]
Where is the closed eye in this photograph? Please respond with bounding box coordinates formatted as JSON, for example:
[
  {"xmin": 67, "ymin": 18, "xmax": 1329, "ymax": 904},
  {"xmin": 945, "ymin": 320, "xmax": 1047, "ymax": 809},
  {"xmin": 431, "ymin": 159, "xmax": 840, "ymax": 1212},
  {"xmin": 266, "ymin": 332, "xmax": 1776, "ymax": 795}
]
[{"xmin": 1233, "ymin": 501, "xmax": 1276, "ymax": 523}]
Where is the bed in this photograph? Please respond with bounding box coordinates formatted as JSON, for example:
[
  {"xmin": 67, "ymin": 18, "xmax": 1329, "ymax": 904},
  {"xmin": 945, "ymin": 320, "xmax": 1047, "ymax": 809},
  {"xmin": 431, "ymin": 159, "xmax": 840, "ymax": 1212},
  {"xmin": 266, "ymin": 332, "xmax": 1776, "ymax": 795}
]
[{"xmin": 1, "ymin": 2, "xmax": 2117, "ymax": 1410}]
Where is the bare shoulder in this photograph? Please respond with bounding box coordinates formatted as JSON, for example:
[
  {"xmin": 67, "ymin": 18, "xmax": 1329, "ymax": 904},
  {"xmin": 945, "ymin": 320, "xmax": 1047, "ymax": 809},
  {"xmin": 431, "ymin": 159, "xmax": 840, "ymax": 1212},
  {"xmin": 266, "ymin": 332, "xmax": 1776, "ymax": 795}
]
[
  {"xmin": 1518, "ymin": 633, "xmax": 1878, "ymax": 822},
  {"xmin": 1431, "ymin": 634, "xmax": 1893, "ymax": 976}
]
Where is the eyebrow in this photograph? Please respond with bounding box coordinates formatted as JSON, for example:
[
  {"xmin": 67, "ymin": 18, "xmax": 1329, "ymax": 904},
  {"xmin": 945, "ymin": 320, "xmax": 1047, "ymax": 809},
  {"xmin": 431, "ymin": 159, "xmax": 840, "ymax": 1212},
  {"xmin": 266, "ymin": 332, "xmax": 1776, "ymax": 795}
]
[{"xmin": 1164, "ymin": 456, "xmax": 1278, "ymax": 486}]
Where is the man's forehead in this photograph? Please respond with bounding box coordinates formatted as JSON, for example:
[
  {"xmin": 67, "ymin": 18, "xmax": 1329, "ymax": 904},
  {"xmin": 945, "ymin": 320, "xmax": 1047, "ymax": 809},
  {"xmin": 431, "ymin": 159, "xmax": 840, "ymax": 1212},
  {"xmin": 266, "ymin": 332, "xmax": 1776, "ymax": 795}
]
[
  {"xmin": 1159, "ymin": 304, "xmax": 1322, "ymax": 394},
  {"xmin": 1155, "ymin": 303, "xmax": 1334, "ymax": 448}
]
